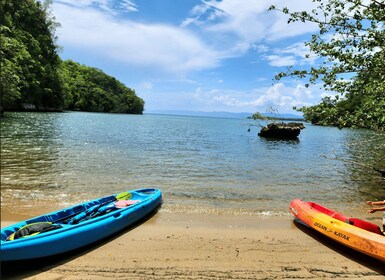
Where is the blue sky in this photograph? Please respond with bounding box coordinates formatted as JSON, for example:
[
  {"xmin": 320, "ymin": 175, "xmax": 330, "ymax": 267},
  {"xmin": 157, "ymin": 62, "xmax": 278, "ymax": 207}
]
[{"xmin": 52, "ymin": 0, "xmax": 330, "ymax": 115}]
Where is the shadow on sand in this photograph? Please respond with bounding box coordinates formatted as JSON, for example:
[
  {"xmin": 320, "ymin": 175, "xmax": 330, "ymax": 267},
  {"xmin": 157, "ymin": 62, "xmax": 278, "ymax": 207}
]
[
  {"xmin": 293, "ymin": 219, "xmax": 385, "ymax": 275},
  {"xmin": 1, "ymin": 205, "xmax": 161, "ymax": 280}
]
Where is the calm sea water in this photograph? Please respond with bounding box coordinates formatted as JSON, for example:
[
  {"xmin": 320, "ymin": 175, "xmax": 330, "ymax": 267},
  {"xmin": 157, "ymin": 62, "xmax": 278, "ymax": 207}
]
[{"xmin": 1, "ymin": 112, "xmax": 384, "ymax": 217}]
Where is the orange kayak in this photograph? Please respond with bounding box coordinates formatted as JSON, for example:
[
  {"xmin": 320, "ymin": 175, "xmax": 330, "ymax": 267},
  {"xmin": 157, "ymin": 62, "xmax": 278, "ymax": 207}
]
[{"xmin": 289, "ymin": 198, "xmax": 385, "ymax": 262}]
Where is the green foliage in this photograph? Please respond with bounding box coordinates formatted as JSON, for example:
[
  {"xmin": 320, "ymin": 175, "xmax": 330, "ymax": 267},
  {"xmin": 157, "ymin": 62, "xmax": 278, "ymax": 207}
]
[
  {"xmin": 1, "ymin": 0, "xmax": 63, "ymax": 110},
  {"xmin": 59, "ymin": 60, "xmax": 144, "ymax": 114},
  {"xmin": 251, "ymin": 112, "xmax": 269, "ymax": 120},
  {"xmin": 270, "ymin": 0, "xmax": 385, "ymax": 131}
]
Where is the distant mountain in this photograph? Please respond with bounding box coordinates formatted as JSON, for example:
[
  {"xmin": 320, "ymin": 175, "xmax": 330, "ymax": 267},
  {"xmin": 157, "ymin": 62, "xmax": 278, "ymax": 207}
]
[{"xmin": 145, "ymin": 110, "xmax": 303, "ymax": 120}]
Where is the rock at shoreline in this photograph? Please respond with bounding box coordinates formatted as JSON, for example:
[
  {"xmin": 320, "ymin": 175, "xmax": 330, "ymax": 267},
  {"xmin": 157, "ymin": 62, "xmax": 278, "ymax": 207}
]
[{"xmin": 258, "ymin": 122, "xmax": 305, "ymax": 139}]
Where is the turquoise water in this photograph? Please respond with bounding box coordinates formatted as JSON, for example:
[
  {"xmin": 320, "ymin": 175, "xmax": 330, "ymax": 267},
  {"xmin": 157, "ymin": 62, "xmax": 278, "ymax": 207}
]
[{"xmin": 1, "ymin": 112, "xmax": 384, "ymax": 216}]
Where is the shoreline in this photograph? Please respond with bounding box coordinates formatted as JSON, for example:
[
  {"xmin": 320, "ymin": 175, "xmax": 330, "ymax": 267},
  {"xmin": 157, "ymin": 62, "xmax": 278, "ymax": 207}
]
[{"xmin": 1, "ymin": 209, "xmax": 384, "ymax": 279}]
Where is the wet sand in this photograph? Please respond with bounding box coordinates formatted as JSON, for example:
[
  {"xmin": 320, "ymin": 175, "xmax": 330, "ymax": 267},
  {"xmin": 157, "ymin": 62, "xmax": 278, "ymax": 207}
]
[{"xmin": 1, "ymin": 209, "xmax": 385, "ymax": 279}]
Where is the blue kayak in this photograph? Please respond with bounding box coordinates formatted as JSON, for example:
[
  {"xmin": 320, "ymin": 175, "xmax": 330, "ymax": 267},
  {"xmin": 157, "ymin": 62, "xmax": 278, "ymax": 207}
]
[{"xmin": 1, "ymin": 188, "xmax": 162, "ymax": 262}]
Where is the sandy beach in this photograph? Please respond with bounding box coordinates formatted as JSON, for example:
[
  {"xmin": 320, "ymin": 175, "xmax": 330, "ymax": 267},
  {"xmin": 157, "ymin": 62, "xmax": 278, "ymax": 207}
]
[{"xmin": 1, "ymin": 206, "xmax": 384, "ymax": 280}]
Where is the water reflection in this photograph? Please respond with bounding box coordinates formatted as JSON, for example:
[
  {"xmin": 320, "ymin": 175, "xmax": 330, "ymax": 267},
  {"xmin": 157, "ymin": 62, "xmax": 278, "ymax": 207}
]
[{"xmin": 343, "ymin": 129, "xmax": 385, "ymax": 201}]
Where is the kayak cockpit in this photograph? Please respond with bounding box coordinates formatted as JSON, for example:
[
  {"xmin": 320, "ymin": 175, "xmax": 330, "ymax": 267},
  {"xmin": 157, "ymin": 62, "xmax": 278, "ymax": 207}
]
[
  {"xmin": 307, "ymin": 201, "xmax": 383, "ymax": 236},
  {"xmin": 348, "ymin": 218, "xmax": 384, "ymax": 236}
]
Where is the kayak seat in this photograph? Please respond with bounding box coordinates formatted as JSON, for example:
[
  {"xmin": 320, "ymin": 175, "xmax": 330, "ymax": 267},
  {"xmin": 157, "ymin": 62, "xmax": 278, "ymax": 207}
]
[
  {"xmin": 348, "ymin": 218, "xmax": 384, "ymax": 235},
  {"xmin": 6, "ymin": 222, "xmax": 62, "ymax": 241}
]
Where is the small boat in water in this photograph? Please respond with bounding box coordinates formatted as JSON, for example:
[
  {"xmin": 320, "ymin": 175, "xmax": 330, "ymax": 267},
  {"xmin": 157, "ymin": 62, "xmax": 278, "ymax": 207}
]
[
  {"xmin": 289, "ymin": 198, "xmax": 385, "ymax": 262},
  {"xmin": 1, "ymin": 188, "xmax": 162, "ymax": 262}
]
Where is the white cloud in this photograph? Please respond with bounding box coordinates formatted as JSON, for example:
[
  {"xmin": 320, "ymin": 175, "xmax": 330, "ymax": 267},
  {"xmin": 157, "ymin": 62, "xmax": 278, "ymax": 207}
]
[
  {"xmin": 120, "ymin": 0, "xmax": 138, "ymax": 12},
  {"xmin": 262, "ymin": 42, "xmax": 318, "ymax": 67},
  {"xmin": 55, "ymin": 0, "xmax": 94, "ymax": 8},
  {"xmin": 55, "ymin": 0, "xmax": 138, "ymax": 13},
  {"xmin": 142, "ymin": 80, "xmax": 328, "ymax": 113},
  {"xmin": 191, "ymin": 82, "xmax": 324, "ymax": 113},
  {"xmin": 251, "ymin": 44, "xmax": 269, "ymax": 53},
  {"xmin": 179, "ymin": 0, "xmax": 321, "ymax": 70},
  {"xmin": 282, "ymin": 42, "xmax": 318, "ymax": 65},
  {"xmin": 184, "ymin": 0, "xmax": 319, "ymax": 42},
  {"xmin": 53, "ymin": 2, "xmax": 221, "ymax": 73},
  {"xmin": 264, "ymin": 55, "xmax": 297, "ymax": 67}
]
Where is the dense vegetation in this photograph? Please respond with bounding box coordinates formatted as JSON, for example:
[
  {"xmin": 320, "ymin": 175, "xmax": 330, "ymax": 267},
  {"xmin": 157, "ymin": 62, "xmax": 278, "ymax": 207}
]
[
  {"xmin": 0, "ymin": 0, "xmax": 144, "ymax": 114},
  {"xmin": 61, "ymin": 60, "xmax": 144, "ymax": 114},
  {"xmin": 1, "ymin": 0, "xmax": 63, "ymax": 111},
  {"xmin": 270, "ymin": 0, "xmax": 385, "ymax": 131}
]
